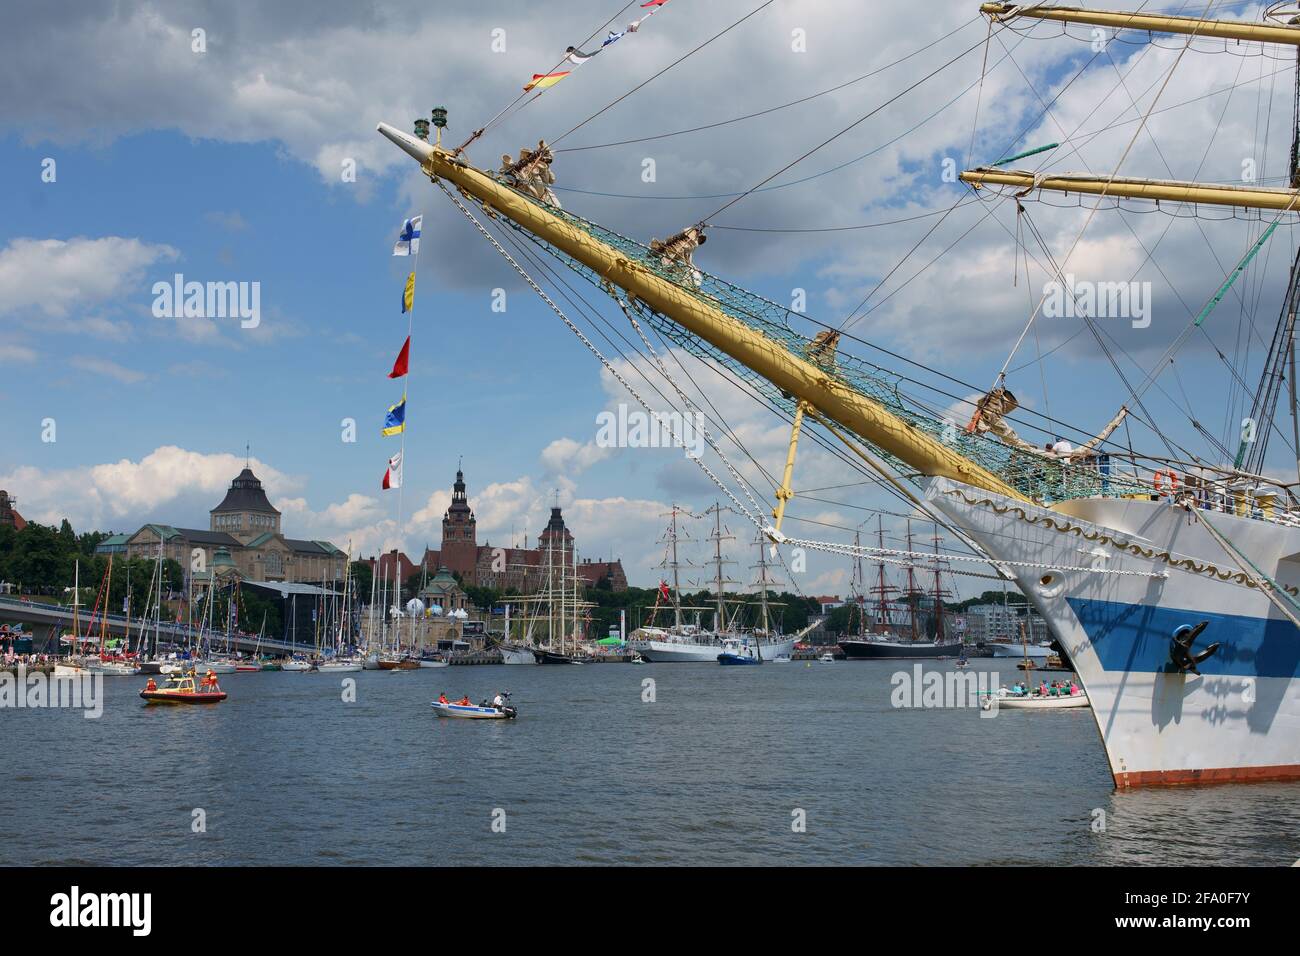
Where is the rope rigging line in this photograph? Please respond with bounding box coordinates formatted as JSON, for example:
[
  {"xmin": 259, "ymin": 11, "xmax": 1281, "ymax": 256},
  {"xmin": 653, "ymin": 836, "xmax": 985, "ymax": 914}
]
[
  {"xmin": 433, "ymin": 178, "xmax": 767, "ymax": 530},
  {"xmin": 555, "ymin": 14, "xmax": 984, "ymax": 153},
  {"xmin": 995, "ymin": 0, "xmax": 1218, "ymax": 382},
  {"xmin": 550, "ymin": 0, "xmax": 779, "ymax": 147},
  {"xmin": 696, "ymin": 28, "xmax": 1007, "ymax": 225},
  {"xmin": 454, "ymin": 0, "xmax": 641, "ymax": 153}
]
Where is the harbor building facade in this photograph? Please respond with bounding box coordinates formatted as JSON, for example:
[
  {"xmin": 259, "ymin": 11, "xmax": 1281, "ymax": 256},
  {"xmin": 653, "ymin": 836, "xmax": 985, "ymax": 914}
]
[{"xmin": 104, "ymin": 467, "xmax": 346, "ymax": 585}]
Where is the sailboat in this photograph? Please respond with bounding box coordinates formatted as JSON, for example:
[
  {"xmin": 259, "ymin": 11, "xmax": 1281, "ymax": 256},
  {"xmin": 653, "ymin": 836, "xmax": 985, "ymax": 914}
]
[
  {"xmin": 378, "ymin": 2, "xmax": 1300, "ymax": 787},
  {"xmin": 628, "ymin": 505, "xmax": 724, "ymax": 662},
  {"xmin": 840, "ymin": 521, "xmax": 963, "ymax": 660},
  {"xmin": 318, "ymin": 544, "xmax": 364, "ymax": 672}
]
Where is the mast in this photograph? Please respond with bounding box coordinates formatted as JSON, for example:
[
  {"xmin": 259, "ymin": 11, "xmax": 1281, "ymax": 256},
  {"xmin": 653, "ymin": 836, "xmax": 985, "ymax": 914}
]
[
  {"xmin": 662, "ymin": 505, "xmax": 684, "ymax": 630},
  {"xmin": 905, "ymin": 520, "xmax": 920, "ymax": 642},
  {"xmin": 873, "ymin": 517, "xmax": 893, "ymax": 637},
  {"xmin": 705, "ymin": 502, "xmax": 736, "ymax": 633},
  {"xmin": 930, "ymin": 526, "xmax": 951, "ymax": 644},
  {"xmin": 376, "ymin": 124, "xmax": 1025, "ymax": 502},
  {"xmin": 102, "ymin": 555, "xmax": 112, "ymax": 656},
  {"xmin": 851, "ymin": 527, "xmax": 866, "ymax": 639},
  {"xmin": 71, "ymin": 559, "xmax": 80, "ymax": 654},
  {"xmin": 979, "ymin": 3, "xmax": 1300, "ymax": 46}
]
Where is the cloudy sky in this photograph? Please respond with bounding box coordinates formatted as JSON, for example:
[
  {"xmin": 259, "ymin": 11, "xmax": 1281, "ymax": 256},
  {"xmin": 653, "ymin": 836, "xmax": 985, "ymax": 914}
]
[{"xmin": 3, "ymin": 0, "xmax": 1298, "ymax": 595}]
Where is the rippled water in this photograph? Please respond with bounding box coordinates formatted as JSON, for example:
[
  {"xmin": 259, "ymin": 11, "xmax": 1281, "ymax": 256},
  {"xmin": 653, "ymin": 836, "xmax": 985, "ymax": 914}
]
[{"xmin": 2, "ymin": 660, "xmax": 1297, "ymax": 865}]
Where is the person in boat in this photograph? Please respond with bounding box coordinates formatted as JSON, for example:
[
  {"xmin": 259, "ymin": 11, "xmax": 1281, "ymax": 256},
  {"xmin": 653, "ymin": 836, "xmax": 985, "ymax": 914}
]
[
  {"xmin": 458, "ymin": 695, "xmax": 471, "ymax": 706},
  {"xmin": 492, "ymin": 691, "xmax": 505, "ymax": 709},
  {"xmin": 144, "ymin": 677, "xmax": 158, "ymax": 692},
  {"xmin": 438, "ymin": 693, "xmax": 449, "ymax": 704}
]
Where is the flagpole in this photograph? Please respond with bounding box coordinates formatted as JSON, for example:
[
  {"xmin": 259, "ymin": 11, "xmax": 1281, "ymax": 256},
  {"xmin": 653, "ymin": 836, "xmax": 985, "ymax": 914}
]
[{"xmin": 396, "ymin": 218, "xmax": 419, "ymax": 655}]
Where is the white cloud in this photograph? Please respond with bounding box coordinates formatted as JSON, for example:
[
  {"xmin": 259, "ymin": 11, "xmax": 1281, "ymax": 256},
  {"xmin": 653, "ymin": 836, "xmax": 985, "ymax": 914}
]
[
  {"xmin": 1, "ymin": 446, "xmax": 301, "ymax": 532},
  {"xmin": 539, "ymin": 436, "xmax": 611, "ymax": 476},
  {"xmin": 0, "ymin": 236, "xmax": 178, "ymax": 318},
  {"xmin": 69, "ymin": 355, "xmax": 146, "ymax": 384},
  {"xmin": 0, "ymin": 345, "xmax": 37, "ymax": 364}
]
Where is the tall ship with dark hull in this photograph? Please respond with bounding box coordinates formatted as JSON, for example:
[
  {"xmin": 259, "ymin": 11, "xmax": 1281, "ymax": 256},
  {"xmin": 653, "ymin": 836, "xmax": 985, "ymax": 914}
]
[{"xmin": 378, "ymin": 1, "xmax": 1300, "ymax": 787}]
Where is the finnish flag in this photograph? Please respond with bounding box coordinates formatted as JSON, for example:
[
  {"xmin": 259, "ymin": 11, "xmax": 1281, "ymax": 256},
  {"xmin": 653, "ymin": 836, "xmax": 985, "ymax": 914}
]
[{"xmin": 393, "ymin": 215, "xmax": 422, "ymax": 256}]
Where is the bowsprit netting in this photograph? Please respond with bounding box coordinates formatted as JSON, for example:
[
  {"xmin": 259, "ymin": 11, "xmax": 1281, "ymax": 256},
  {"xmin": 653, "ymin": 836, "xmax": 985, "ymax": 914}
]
[{"xmin": 472, "ymin": 183, "xmax": 1148, "ymax": 505}]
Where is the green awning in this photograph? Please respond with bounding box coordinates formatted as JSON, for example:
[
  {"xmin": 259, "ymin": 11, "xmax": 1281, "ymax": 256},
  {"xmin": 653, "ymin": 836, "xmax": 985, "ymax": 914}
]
[{"xmin": 596, "ymin": 636, "xmax": 623, "ymax": 646}]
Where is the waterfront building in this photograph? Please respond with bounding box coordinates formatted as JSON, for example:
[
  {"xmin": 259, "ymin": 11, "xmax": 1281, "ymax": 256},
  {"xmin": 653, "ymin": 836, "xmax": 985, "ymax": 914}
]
[
  {"xmin": 0, "ymin": 490, "xmax": 26, "ymax": 530},
  {"xmin": 420, "ymin": 467, "xmax": 629, "ymax": 593},
  {"xmin": 111, "ymin": 467, "xmax": 345, "ymax": 585}
]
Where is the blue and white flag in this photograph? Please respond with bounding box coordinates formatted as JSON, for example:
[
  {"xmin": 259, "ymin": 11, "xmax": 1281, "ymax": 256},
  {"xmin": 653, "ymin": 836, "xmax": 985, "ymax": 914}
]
[{"xmin": 393, "ymin": 215, "xmax": 422, "ymax": 257}]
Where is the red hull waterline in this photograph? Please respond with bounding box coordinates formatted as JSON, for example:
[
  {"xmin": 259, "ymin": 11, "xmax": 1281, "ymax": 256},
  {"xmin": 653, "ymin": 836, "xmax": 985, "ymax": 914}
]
[
  {"xmin": 1115, "ymin": 763, "xmax": 1300, "ymax": 789},
  {"xmin": 139, "ymin": 691, "xmax": 228, "ymax": 705}
]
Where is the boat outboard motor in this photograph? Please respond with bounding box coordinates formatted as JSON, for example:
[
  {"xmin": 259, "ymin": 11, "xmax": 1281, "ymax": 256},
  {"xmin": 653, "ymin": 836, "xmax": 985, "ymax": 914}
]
[{"xmin": 1169, "ymin": 621, "xmax": 1220, "ymax": 675}]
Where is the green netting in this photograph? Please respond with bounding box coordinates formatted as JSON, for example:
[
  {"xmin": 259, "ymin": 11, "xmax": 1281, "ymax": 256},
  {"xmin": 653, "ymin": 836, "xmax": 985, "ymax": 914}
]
[{"xmin": 490, "ymin": 184, "xmax": 1148, "ymax": 504}]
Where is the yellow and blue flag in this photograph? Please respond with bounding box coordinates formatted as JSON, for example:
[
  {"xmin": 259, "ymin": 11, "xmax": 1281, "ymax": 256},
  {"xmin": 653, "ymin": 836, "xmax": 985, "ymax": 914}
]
[
  {"xmin": 402, "ymin": 272, "xmax": 415, "ymax": 313},
  {"xmin": 382, "ymin": 394, "xmax": 407, "ymax": 436}
]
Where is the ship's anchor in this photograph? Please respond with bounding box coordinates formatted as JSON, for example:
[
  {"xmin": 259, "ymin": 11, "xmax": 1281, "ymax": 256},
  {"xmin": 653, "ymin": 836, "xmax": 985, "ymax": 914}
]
[{"xmin": 1168, "ymin": 621, "xmax": 1221, "ymax": 675}]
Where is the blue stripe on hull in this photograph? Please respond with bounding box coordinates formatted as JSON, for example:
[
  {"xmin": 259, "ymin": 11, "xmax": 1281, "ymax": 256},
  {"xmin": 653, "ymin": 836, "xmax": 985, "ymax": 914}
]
[{"xmin": 1065, "ymin": 597, "xmax": 1300, "ymax": 678}]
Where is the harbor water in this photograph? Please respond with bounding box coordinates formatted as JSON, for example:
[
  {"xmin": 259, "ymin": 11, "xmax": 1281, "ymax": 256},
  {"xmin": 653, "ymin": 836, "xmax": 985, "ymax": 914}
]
[{"xmin": 3, "ymin": 660, "xmax": 1297, "ymax": 866}]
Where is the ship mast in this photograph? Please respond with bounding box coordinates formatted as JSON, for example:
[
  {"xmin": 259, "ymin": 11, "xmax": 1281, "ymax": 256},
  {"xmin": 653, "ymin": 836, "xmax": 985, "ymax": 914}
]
[
  {"xmin": 375, "ymin": 123, "xmax": 1026, "ymax": 503},
  {"xmin": 968, "ymin": 4, "xmax": 1300, "ymax": 481},
  {"xmin": 964, "ymin": 5, "xmax": 1300, "ymax": 211},
  {"xmin": 873, "ymin": 516, "xmax": 894, "ymax": 637},
  {"xmin": 705, "ymin": 502, "xmax": 737, "ymax": 633}
]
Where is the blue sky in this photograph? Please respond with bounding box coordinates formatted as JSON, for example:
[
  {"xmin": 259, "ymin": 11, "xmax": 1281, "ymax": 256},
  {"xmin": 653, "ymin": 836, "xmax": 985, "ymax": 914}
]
[{"xmin": 3, "ymin": 0, "xmax": 1298, "ymax": 595}]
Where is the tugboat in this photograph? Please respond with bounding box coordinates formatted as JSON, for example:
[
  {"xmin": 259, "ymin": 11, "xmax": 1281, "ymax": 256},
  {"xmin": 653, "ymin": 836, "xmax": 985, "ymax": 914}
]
[
  {"xmin": 139, "ymin": 669, "xmax": 228, "ymax": 705},
  {"xmin": 717, "ymin": 636, "xmax": 763, "ymax": 665}
]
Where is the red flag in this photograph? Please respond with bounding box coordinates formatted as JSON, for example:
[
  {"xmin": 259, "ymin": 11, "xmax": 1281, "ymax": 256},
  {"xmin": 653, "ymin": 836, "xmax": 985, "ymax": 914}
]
[
  {"xmin": 659, "ymin": 580, "xmax": 670, "ymax": 601},
  {"xmin": 641, "ymin": 0, "xmax": 670, "ymax": 6},
  {"xmin": 388, "ymin": 336, "xmax": 410, "ymax": 378}
]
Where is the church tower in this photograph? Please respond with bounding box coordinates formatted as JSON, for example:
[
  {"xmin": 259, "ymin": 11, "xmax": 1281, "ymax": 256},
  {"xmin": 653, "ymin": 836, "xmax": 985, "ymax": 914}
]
[{"xmin": 440, "ymin": 467, "xmax": 478, "ymax": 577}]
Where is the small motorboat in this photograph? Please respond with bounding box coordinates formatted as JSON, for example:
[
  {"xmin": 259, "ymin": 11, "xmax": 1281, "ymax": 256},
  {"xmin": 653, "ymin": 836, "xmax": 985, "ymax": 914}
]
[
  {"xmin": 318, "ymin": 657, "xmax": 364, "ymax": 673},
  {"xmin": 818, "ymin": 653, "xmax": 835, "ymax": 663},
  {"xmin": 630, "ymin": 653, "xmax": 646, "ymax": 664},
  {"xmin": 260, "ymin": 660, "xmax": 283, "ymax": 671},
  {"xmin": 139, "ymin": 670, "xmax": 227, "ymax": 705},
  {"xmin": 717, "ymin": 637, "xmax": 761, "ymax": 665},
  {"xmin": 431, "ymin": 699, "xmax": 517, "ymax": 719},
  {"xmin": 234, "ymin": 661, "xmax": 262, "ymax": 673},
  {"xmin": 981, "ymin": 688, "xmax": 1089, "ymax": 711},
  {"xmin": 418, "ymin": 656, "xmax": 450, "ymax": 668},
  {"xmin": 281, "ymin": 658, "xmax": 313, "ymax": 672}
]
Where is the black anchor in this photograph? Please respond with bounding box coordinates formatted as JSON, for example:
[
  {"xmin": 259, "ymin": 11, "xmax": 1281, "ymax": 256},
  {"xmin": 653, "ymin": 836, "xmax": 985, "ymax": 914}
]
[{"xmin": 1169, "ymin": 621, "xmax": 1221, "ymax": 675}]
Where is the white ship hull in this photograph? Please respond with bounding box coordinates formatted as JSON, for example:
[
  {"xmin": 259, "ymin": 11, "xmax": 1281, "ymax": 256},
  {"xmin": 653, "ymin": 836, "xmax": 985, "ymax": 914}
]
[
  {"xmin": 927, "ymin": 476, "xmax": 1300, "ymax": 788},
  {"xmin": 317, "ymin": 661, "xmax": 363, "ymax": 673},
  {"xmin": 634, "ymin": 635, "xmax": 796, "ymax": 663},
  {"xmin": 987, "ymin": 642, "xmax": 1052, "ymax": 659},
  {"xmin": 499, "ymin": 645, "xmax": 536, "ymax": 665}
]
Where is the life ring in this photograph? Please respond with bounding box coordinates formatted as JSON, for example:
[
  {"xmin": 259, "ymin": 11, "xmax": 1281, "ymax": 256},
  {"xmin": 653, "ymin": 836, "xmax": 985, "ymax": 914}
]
[{"xmin": 1153, "ymin": 469, "xmax": 1180, "ymax": 495}]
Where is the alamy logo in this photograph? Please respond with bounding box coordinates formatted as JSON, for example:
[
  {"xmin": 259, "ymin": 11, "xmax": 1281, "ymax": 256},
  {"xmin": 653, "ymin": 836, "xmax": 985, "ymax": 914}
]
[
  {"xmin": 1042, "ymin": 274, "xmax": 1150, "ymax": 329},
  {"xmin": 152, "ymin": 273, "xmax": 260, "ymax": 328},
  {"xmin": 890, "ymin": 664, "xmax": 999, "ymax": 713},
  {"xmin": 0, "ymin": 667, "xmax": 102, "ymax": 718},
  {"xmin": 595, "ymin": 403, "xmax": 705, "ymax": 459},
  {"xmin": 50, "ymin": 886, "xmax": 151, "ymax": 936}
]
